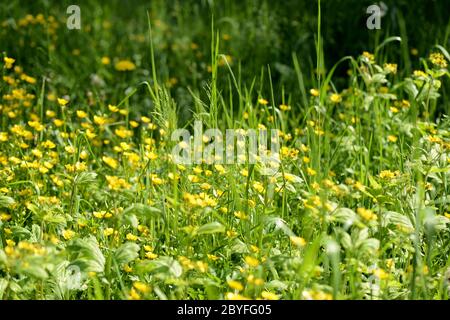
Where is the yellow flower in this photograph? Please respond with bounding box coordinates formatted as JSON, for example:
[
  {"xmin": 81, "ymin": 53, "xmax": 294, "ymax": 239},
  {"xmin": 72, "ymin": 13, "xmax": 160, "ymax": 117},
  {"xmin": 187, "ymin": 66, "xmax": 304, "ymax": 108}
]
[
  {"xmin": 62, "ymin": 229, "xmax": 75, "ymax": 240},
  {"xmin": 4, "ymin": 57, "xmax": 15, "ymax": 69},
  {"xmin": 93, "ymin": 115, "xmax": 107, "ymax": 125},
  {"xmin": 279, "ymin": 104, "xmax": 291, "ymax": 111},
  {"xmin": 290, "ymin": 236, "xmax": 306, "ymax": 247},
  {"xmin": 357, "ymin": 207, "xmax": 377, "ymax": 221},
  {"xmin": 362, "ymin": 51, "xmax": 375, "ymax": 63},
  {"xmin": 253, "ymin": 181, "xmax": 264, "ymax": 193},
  {"xmin": 330, "ymin": 93, "xmax": 342, "ymax": 103},
  {"xmin": 379, "ymin": 170, "xmax": 397, "ymax": 180},
  {"xmin": 145, "ymin": 252, "xmax": 158, "ymax": 259},
  {"xmin": 101, "ymin": 56, "xmax": 110, "ymax": 65},
  {"xmin": 244, "ymin": 256, "xmax": 259, "ymax": 267},
  {"xmin": 226, "ymin": 292, "xmax": 250, "ymax": 300},
  {"xmin": 388, "ymin": 135, "xmax": 398, "ymax": 142},
  {"xmin": 429, "ymin": 52, "xmax": 448, "ymax": 68},
  {"xmin": 123, "ymin": 265, "xmax": 133, "ymax": 273},
  {"xmin": 129, "ymin": 288, "xmax": 140, "ymax": 300},
  {"xmin": 233, "ymin": 211, "xmax": 248, "ymax": 220},
  {"xmin": 310, "ymin": 88, "xmax": 319, "ymax": 97},
  {"xmin": 115, "ymin": 59, "xmax": 136, "ymax": 71},
  {"xmin": 383, "ymin": 63, "xmax": 398, "ymax": 74},
  {"xmin": 76, "ymin": 110, "xmax": 88, "ymax": 118},
  {"xmin": 306, "ymin": 167, "xmax": 317, "ymax": 176},
  {"xmin": 57, "ymin": 98, "xmax": 69, "ymax": 106},
  {"xmin": 258, "ymin": 98, "xmax": 268, "ymax": 105},
  {"xmin": 133, "ymin": 282, "xmax": 150, "ymax": 293},
  {"xmin": 126, "ymin": 233, "xmax": 138, "ymax": 241},
  {"xmin": 261, "ymin": 291, "xmax": 279, "ymax": 300},
  {"xmin": 227, "ymin": 280, "xmax": 244, "ymax": 291},
  {"xmin": 373, "ymin": 268, "xmax": 389, "ymax": 280},
  {"xmin": 53, "ymin": 119, "xmax": 64, "ymax": 127},
  {"xmin": 207, "ymin": 254, "xmax": 219, "ymax": 261},
  {"xmin": 102, "ymin": 156, "xmax": 118, "ymax": 169},
  {"xmin": 103, "ymin": 228, "xmax": 114, "ymax": 236}
]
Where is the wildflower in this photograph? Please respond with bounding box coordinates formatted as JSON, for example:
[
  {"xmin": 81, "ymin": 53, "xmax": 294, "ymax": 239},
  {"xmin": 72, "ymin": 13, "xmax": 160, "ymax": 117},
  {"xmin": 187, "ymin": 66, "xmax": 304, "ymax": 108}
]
[
  {"xmin": 413, "ymin": 70, "xmax": 428, "ymax": 78},
  {"xmin": 261, "ymin": 291, "xmax": 279, "ymax": 300},
  {"xmin": 57, "ymin": 98, "xmax": 68, "ymax": 106},
  {"xmin": 379, "ymin": 170, "xmax": 397, "ymax": 180},
  {"xmin": 207, "ymin": 254, "xmax": 219, "ymax": 261},
  {"xmin": 290, "ymin": 236, "xmax": 306, "ymax": 247},
  {"xmin": 133, "ymin": 282, "xmax": 150, "ymax": 293},
  {"xmin": 227, "ymin": 280, "xmax": 244, "ymax": 291},
  {"xmin": 429, "ymin": 52, "xmax": 448, "ymax": 68},
  {"xmin": 123, "ymin": 265, "xmax": 133, "ymax": 273},
  {"xmin": 103, "ymin": 228, "xmax": 114, "ymax": 236},
  {"xmin": 244, "ymin": 256, "xmax": 259, "ymax": 267},
  {"xmin": 310, "ymin": 88, "xmax": 319, "ymax": 97},
  {"xmin": 145, "ymin": 252, "xmax": 158, "ymax": 259},
  {"xmin": 4, "ymin": 57, "xmax": 15, "ymax": 69},
  {"xmin": 362, "ymin": 51, "xmax": 375, "ymax": 63},
  {"xmin": 93, "ymin": 115, "xmax": 107, "ymax": 126},
  {"xmin": 101, "ymin": 56, "xmax": 110, "ymax": 65},
  {"xmin": 233, "ymin": 211, "xmax": 248, "ymax": 220},
  {"xmin": 102, "ymin": 156, "xmax": 118, "ymax": 169},
  {"xmin": 279, "ymin": 104, "xmax": 291, "ymax": 111},
  {"xmin": 383, "ymin": 63, "xmax": 398, "ymax": 74},
  {"xmin": 388, "ymin": 135, "xmax": 398, "ymax": 142},
  {"xmin": 306, "ymin": 167, "xmax": 317, "ymax": 176},
  {"xmin": 93, "ymin": 210, "xmax": 112, "ymax": 219},
  {"xmin": 357, "ymin": 207, "xmax": 377, "ymax": 221},
  {"xmin": 126, "ymin": 233, "xmax": 138, "ymax": 241},
  {"xmin": 129, "ymin": 288, "xmax": 141, "ymax": 300},
  {"xmin": 214, "ymin": 164, "xmax": 226, "ymax": 174},
  {"xmin": 106, "ymin": 175, "xmax": 131, "ymax": 190},
  {"xmin": 258, "ymin": 98, "xmax": 268, "ymax": 105},
  {"xmin": 226, "ymin": 293, "xmax": 250, "ymax": 300},
  {"xmin": 62, "ymin": 229, "xmax": 75, "ymax": 240},
  {"xmin": 373, "ymin": 268, "xmax": 389, "ymax": 280},
  {"xmin": 330, "ymin": 93, "xmax": 342, "ymax": 103},
  {"xmin": 115, "ymin": 59, "xmax": 136, "ymax": 71},
  {"xmin": 253, "ymin": 181, "xmax": 264, "ymax": 193}
]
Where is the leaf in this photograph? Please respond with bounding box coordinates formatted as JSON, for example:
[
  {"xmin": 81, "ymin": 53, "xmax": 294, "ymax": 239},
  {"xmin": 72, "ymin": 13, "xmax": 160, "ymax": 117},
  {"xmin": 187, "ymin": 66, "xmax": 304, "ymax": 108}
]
[
  {"xmin": 0, "ymin": 250, "xmax": 6, "ymax": 265},
  {"xmin": 114, "ymin": 242, "xmax": 139, "ymax": 266},
  {"xmin": 264, "ymin": 216, "xmax": 294, "ymax": 236},
  {"xmin": 196, "ymin": 221, "xmax": 225, "ymax": 235},
  {"xmin": 0, "ymin": 278, "xmax": 7, "ymax": 299},
  {"xmin": 74, "ymin": 171, "xmax": 97, "ymax": 186},
  {"xmin": 137, "ymin": 256, "xmax": 182, "ymax": 278},
  {"xmin": 331, "ymin": 208, "xmax": 356, "ymax": 225},
  {"xmin": 123, "ymin": 204, "xmax": 162, "ymax": 221},
  {"xmin": 266, "ymin": 280, "xmax": 288, "ymax": 291},
  {"xmin": 67, "ymin": 236, "xmax": 105, "ymax": 273},
  {"xmin": 382, "ymin": 211, "xmax": 414, "ymax": 231},
  {"xmin": 21, "ymin": 264, "xmax": 48, "ymax": 279},
  {"xmin": 0, "ymin": 195, "xmax": 14, "ymax": 208},
  {"xmin": 10, "ymin": 226, "xmax": 32, "ymax": 240}
]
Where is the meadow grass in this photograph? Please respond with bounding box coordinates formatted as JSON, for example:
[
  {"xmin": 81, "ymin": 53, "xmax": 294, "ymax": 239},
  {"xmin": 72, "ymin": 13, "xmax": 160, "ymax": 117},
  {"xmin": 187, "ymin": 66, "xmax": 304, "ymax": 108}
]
[{"xmin": 0, "ymin": 0, "xmax": 450, "ymax": 300}]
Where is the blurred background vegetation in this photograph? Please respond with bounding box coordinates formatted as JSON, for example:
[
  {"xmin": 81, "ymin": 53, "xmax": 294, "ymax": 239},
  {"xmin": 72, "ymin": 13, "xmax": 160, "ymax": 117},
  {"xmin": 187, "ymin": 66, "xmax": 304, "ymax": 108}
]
[{"xmin": 1, "ymin": 0, "xmax": 449, "ymax": 120}]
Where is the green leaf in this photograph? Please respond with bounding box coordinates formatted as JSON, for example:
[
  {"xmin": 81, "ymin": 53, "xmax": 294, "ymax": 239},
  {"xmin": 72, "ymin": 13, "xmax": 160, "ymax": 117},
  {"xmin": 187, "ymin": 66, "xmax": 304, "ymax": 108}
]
[
  {"xmin": 137, "ymin": 256, "xmax": 182, "ymax": 278},
  {"xmin": 0, "ymin": 195, "xmax": 14, "ymax": 208},
  {"xmin": 114, "ymin": 242, "xmax": 139, "ymax": 266},
  {"xmin": 382, "ymin": 211, "xmax": 414, "ymax": 231},
  {"xmin": 331, "ymin": 208, "xmax": 356, "ymax": 225},
  {"xmin": 67, "ymin": 236, "xmax": 105, "ymax": 273},
  {"xmin": 0, "ymin": 250, "xmax": 6, "ymax": 265},
  {"xmin": 74, "ymin": 171, "xmax": 97, "ymax": 186},
  {"xmin": 196, "ymin": 221, "xmax": 225, "ymax": 235}
]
